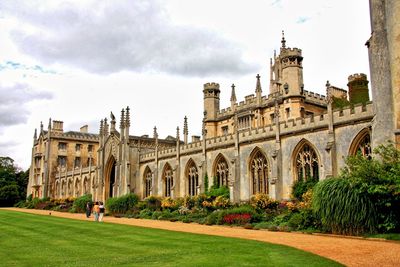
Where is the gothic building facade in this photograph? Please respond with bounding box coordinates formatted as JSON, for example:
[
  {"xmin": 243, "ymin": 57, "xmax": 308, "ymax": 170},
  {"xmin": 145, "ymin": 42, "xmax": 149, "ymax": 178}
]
[{"xmin": 27, "ymin": 0, "xmax": 399, "ymax": 203}]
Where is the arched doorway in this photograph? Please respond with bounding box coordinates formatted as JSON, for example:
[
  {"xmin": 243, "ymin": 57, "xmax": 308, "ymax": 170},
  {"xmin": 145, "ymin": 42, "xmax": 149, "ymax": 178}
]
[{"xmin": 105, "ymin": 156, "xmax": 117, "ymax": 200}]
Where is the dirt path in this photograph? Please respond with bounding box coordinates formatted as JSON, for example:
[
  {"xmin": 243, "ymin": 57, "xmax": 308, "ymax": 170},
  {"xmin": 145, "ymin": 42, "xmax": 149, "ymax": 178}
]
[{"xmin": 3, "ymin": 208, "xmax": 400, "ymax": 266}]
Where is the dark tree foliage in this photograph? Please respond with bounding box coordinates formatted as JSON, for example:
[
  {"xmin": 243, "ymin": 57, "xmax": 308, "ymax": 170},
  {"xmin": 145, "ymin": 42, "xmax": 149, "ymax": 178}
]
[{"xmin": 0, "ymin": 156, "xmax": 29, "ymax": 207}]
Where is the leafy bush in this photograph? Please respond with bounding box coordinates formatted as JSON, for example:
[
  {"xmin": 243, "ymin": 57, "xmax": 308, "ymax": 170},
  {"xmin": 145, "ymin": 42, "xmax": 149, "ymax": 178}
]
[
  {"xmin": 207, "ymin": 185, "xmax": 229, "ymax": 199},
  {"xmin": 106, "ymin": 193, "xmax": 139, "ymax": 215},
  {"xmin": 144, "ymin": 196, "xmax": 162, "ymax": 211},
  {"xmin": 72, "ymin": 194, "xmax": 92, "ymax": 213},
  {"xmin": 250, "ymin": 193, "xmax": 279, "ymax": 212},
  {"xmin": 341, "ymin": 143, "xmax": 400, "ymax": 232},
  {"xmin": 139, "ymin": 208, "xmax": 153, "ymax": 219},
  {"xmin": 212, "ymin": 195, "xmax": 230, "ymax": 209},
  {"xmin": 161, "ymin": 197, "xmax": 179, "ymax": 210},
  {"xmin": 292, "ymin": 176, "xmax": 318, "ymax": 201}
]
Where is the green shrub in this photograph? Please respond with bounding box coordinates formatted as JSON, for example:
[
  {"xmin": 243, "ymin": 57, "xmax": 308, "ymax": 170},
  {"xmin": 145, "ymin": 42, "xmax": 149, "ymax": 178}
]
[
  {"xmin": 139, "ymin": 208, "xmax": 153, "ymax": 219},
  {"xmin": 292, "ymin": 177, "xmax": 318, "ymax": 201},
  {"xmin": 207, "ymin": 185, "xmax": 229, "ymax": 199},
  {"xmin": 144, "ymin": 196, "xmax": 162, "ymax": 211},
  {"xmin": 151, "ymin": 211, "xmax": 163, "ymax": 220},
  {"xmin": 106, "ymin": 193, "xmax": 139, "ymax": 215},
  {"xmin": 287, "ymin": 213, "xmax": 303, "ymax": 230},
  {"xmin": 72, "ymin": 194, "xmax": 92, "ymax": 213},
  {"xmin": 312, "ymin": 178, "xmax": 377, "ymax": 235}
]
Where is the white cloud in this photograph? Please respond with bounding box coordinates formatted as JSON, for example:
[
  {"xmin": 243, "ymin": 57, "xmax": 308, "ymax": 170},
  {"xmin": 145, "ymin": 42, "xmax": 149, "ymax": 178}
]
[
  {"xmin": 1, "ymin": 0, "xmax": 258, "ymax": 77},
  {"xmin": 0, "ymin": 82, "xmax": 53, "ymax": 129}
]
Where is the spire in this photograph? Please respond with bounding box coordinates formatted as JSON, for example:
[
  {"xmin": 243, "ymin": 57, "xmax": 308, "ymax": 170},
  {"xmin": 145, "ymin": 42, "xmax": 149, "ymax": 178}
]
[
  {"xmin": 125, "ymin": 106, "xmax": 130, "ymax": 127},
  {"xmin": 99, "ymin": 119, "xmax": 104, "ymax": 135},
  {"xmin": 48, "ymin": 118, "xmax": 52, "ymax": 129},
  {"xmin": 40, "ymin": 121, "xmax": 43, "ymax": 133},
  {"xmin": 183, "ymin": 116, "xmax": 188, "ymax": 144},
  {"xmin": 34, "ymin": 128, "xmax": 37, "ymax": 139},
  {"xmin": 230, "ymin": 84, "xmax": 237, "ymax": 103},
  {"xmin": 120, "ymin": 108, "xmax": 125, "ymax": 129},
  {"xmin": 104, "ymin": 118, "xmax": 109, "ymax": 136},
  {"xmin": 281, "ymin": 30, "xmax": 286, "ymax": 48},
  {"xmin": 153, "ymin": 126, "xmax": 158, "ymax": 139},
  {"xmin": 183, "ymin": 116, "xmax": 188, "ymax": 135},
  {"xmin": 176, "ymin": 126, "xmax": 180, "ymax": 139},
  {"xmin": 255, "ymin": 74, "xmax": 262, "ymax": 93}
]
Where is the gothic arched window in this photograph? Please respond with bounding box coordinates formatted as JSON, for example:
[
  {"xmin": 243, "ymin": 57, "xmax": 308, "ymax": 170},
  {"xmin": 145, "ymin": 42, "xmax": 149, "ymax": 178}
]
[
  {"xmin": 83, "ymin": 176, "xmax": 89, "ymax": 195},
  {"xmin": 144, "ymin": 167, "xmax": 152, "ymax": 198},
  {"xmin": 186, "ymin": 160, "xmax": 198, "ymax": 196},
  {"xmin": 163, "ymin": 164, "xmax": 173, "ymax": 197},
  {"xmin": 250, "ymin": 149, "xmax": 269, "ymax": 194},
  {"xmin": 75, "ymin": 179, "xmax": 80, "ymax": 197},
  {"xmin": 350, "ymin": 130, "xmax": 372, "ymax": 160},
  {"xmin": 214, "ymin": 155, "xmax": 229, "ymax": 187},
  {"xmin": 295, "ymin": 143, "xmax": 319, "ymax": 181}
]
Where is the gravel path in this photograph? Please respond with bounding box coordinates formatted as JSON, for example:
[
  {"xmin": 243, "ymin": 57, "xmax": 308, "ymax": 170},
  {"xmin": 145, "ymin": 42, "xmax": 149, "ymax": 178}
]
[{"xmin": 4, "ymin": 208, "xmax": 400, "ymax": 266}]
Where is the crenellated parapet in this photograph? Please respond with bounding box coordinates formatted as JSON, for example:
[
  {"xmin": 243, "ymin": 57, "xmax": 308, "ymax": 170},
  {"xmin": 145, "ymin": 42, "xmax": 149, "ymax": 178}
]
[{"xmin": 139, "ymin": 102, "xmax": 374, "ymax": 165}]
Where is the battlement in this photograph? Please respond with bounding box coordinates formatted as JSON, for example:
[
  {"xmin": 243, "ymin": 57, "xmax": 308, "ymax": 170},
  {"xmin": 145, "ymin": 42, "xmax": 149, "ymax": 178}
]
[
  {"xmin": 139, "ymin": 102, "xmax": 373, "ymax": 164},
  {"xmin": 348, "ymin": 73, "xmax": 367, "ymax": 82},
  {"xmin": 303, "ymin": 90, "xmax": 327, "ymax": 101},
  {"xmin": 203, "ymin": 82, "xmax": 220, "ymax": 90},
  {"xmin": 280, "ymin": 47, "xmax": 302, "ymax": 57}
]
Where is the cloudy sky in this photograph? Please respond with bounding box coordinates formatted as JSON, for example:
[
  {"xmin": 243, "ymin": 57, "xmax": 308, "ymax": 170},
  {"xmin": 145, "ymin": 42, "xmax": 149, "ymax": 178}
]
[{"xmin": 0, "ymin": 0, "xmax": 371, "ymax": 169}]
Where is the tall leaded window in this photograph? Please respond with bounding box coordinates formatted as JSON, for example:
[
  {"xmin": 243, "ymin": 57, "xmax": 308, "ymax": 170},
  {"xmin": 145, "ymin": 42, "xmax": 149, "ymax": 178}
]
[
  {"xmin": 83, "ymin": 177, "xmax": 89, "ymax": 195},
  {"xmin": 186, "ymin": 160, "xmax": 198, "ymax": 196},
  {"xmin": 144, "ymin": 168, "xmax": 152, "ymax": 198},
  {"xmin": 163, "ymin": 164, "xmax": 173, "ymax": 197},
  {"xmin": 214, "ymin": 156, "xmax": 229, "ymax": 187},
  {"xmin": 355, "ymin": 133, "xmax": 372, "ymax": 159},
  {"xmin": 295, "ymin": 143, "xmax": 319, "ymax": 181},
  {"xmin": 250, "ymin": 150, "xmax": 269, "ymax": 194},
  {"xmin": 75, "ymin": 179, "xmax": 80, "ymax": 197}
]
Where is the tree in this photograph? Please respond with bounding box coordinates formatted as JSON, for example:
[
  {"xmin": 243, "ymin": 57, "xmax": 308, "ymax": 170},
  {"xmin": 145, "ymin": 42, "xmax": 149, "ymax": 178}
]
[{"xmin": 0, "ymin": 156, "xmax": 29, "ymax": 207}]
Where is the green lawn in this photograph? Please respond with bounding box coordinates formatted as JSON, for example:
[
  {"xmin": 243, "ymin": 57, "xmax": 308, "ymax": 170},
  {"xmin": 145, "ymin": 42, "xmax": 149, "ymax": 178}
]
[{"xmin": 0, "ymin": 210, "xmax": 342, "ymax": 267}]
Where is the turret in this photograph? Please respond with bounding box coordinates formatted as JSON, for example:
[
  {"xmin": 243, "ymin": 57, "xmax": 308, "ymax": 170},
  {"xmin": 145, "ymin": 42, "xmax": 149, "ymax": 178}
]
[
  {"xmin": 347, "ymin": 73, "xmax": 370, "ymax": 104},
  {"xmin": 203, "ymin": 82, "xmax": 220, "ymax": 121},
  {"xmin": 270, "ymin": 31, "xmax": 304, "ymax": 96}
]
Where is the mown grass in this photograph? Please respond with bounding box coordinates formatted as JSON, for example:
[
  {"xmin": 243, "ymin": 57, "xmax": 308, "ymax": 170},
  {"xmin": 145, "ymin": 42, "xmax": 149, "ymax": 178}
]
[{"xmin": 0, "ymin": 210, "xmax": 342, "ymax": 267}]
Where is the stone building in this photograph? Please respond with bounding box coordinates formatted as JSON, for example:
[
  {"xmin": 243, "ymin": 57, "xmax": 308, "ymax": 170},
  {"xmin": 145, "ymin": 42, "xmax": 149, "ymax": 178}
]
[
  {"xmin": 27, "ymin": 0, "xmax": 399, "ymax": 202},
  {"xmin": 28, "ymin": 120, "xmax": 99, "ymax": 198}
]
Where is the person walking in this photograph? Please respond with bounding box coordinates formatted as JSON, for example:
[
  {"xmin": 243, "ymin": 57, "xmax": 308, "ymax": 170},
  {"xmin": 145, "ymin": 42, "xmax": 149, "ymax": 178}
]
[
  {"xmin": 92, "ymin": 201, "xmax": 100, "ymax": 222},
  {"xmin": 85, "ymin": 202, "xmax": 91, "ymax": 218},
  {"xmin": 99, "ymin": 202, "xmax": 105, "ymax": 222}
]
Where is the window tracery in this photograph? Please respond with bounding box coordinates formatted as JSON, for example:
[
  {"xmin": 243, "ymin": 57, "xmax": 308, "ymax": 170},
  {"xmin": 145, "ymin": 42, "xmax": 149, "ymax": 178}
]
[
  {"xmin": 163, "ymin": 164, "xmax": 173, "ymax": 197},
  {"xmin": 186, "ymin": 161, "xmax": 198, "ymax": 196},
  {"xmin": 295, "ymin": 144, "xmax": 319, "ymax": 181},
  {"xmin": 250, "ymin": 150, "xmax": 269, "ymax": 194},
  {"xmin": 214, "ymin": 156, "xmax": 229, "ymax": 187},
  {"xmin": 144, "ymin": 168, "xmax": 152, "ymax": 197}
]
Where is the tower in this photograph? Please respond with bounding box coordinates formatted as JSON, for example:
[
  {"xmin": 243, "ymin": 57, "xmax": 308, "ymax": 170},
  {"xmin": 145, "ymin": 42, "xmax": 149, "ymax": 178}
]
[
  {"xmin": 347, "ymin": 73, "xmax": 370, "ymax": 104},
  {"xmin": 367, "ymin": 0, "xmax": 400, "ymax": 147},
  {"xmin": 270, "ymin": 31, "xmax": 304, "ymax": 96},
  {"xmin": 203, "ymin": 82, "xmax": 220, "ymax": 121}
]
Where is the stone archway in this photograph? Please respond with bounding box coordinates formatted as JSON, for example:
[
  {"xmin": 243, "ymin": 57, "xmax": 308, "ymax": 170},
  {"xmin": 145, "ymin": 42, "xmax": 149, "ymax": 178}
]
[{"xmin": 104, "ymin": 156, "xmax": 117, "ymax": 201}]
